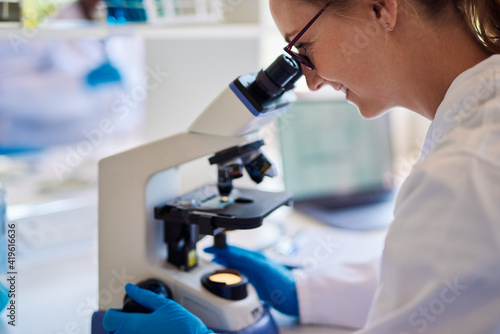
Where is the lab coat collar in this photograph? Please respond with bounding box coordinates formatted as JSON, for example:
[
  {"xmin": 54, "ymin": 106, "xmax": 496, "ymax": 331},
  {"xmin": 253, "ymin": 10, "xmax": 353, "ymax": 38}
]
[{"xmin": 419, "ymin": 54, "xmax": 500, "ymax": 159}]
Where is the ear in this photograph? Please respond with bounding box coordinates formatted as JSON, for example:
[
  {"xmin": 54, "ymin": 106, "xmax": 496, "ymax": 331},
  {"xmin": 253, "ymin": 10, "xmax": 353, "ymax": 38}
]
[{"xmin": 372, "ymin": 0, "xmax": 398, "ymax": 31}]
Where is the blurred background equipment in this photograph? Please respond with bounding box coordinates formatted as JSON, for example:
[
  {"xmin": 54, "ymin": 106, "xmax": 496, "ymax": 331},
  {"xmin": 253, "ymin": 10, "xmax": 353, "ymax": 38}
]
[
  {"xmin": 278, "ymin": 98, "xmax": 396, "ymax": 230},
  {"xmin": 140, "ymin": 0, "xmax": 224, "ymax": 25},
  {"xmin": 0, "ymin": 0, "xmax": 21, "ymax": 25},
  {"xmin": 0, "ymin": 0, "xmax": 145, "ymax": 153},
  {"xmin": 22, "ymin": 0, "xmax": 77, "ymax": 28}
]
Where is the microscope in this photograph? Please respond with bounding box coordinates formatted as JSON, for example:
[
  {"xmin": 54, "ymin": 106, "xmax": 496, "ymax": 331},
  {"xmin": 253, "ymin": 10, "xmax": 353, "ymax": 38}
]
[{"xmin": 91, "ymin": 55, "xmax": 302, "ymax": 334}]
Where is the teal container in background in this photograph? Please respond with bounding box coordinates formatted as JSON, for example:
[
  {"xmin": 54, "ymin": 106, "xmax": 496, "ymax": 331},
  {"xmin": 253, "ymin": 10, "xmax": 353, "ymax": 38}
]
[{"xmin": 104, "ymin": 0, "xmax": 148, "ymax": 24}]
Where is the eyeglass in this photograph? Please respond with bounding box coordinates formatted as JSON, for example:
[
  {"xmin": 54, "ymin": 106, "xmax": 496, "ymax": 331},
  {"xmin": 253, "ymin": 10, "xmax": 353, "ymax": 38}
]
[{"xmin": 284, "ymin": 2, "xmax": 331, "ymax": 70}]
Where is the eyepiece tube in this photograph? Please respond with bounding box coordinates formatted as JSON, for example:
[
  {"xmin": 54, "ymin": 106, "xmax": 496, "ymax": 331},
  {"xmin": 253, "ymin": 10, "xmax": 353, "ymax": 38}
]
[
  {"xmin": 248, "ymin": 55, "xmax": 302, "ymax": 104},
  {"xmin": 266, "ymin": 54, "xmax": 301, "ymax": 87}
]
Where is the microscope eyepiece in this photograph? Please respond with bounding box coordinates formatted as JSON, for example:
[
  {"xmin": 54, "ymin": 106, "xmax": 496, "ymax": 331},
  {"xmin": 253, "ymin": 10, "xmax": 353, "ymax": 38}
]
[
  {"xmin": 266, "ymin": 54, "xmax": 301, "ymax": 87},
  {"xmin": 221, "ymin": 53, "xmax": 302, "ymax": 117},
  {"xmin": 248, "ymin": 54, "xmax": 303, "ymax": 105}
]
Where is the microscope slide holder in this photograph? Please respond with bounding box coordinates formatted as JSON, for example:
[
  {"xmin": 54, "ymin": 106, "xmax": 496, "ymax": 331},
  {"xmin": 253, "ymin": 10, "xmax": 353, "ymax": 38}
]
[{"xmin": 155, "ymin": 186, "xmax": 293, "ymax": 271}]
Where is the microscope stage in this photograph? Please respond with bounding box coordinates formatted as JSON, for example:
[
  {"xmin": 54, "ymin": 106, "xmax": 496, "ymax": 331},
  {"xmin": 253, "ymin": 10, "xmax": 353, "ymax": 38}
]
[{"xmin": 155, "ymin": 185, "xmax": 293, "ymax": 231}]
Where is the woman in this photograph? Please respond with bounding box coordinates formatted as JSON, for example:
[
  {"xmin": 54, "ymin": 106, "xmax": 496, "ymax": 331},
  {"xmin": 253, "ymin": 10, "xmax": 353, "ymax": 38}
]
[{"xmin": 103, "ymin": 0, "xmax": 500, "ymax": 333}]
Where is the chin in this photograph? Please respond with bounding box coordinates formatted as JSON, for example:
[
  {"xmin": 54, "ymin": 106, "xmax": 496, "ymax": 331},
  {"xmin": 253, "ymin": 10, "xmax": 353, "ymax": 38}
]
[
  {"xmin": 357, "ymin": 107, "xmax": 387, "ymax": 119},
  {"xmin": 350, "ymin": 96, "xmax": 390, "ymax": 119}
]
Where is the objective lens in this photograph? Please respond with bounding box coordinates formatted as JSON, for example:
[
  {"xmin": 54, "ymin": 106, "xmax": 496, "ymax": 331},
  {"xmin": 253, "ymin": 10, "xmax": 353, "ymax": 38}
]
[
  {"xmin": 243, "ymin": 150, "xmax": 276, "ymax": 184},
  {"xmin": 217, "ymin": 164, "xmax": 232, "ymax": 198},
  {"xmin": 225, "ymin": 158, "xmax": 244, "ymax": 179}
]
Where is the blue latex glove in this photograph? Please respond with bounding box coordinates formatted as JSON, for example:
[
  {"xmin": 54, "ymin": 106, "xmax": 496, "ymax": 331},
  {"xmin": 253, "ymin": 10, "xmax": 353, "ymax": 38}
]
[
  {"xmin": 0, "ymin": 283, "xmax": 8, "ymax": 312},
  {"xmin": 204, "ymin": 245, "xmax": 299, "ymax": 316},
  {"xmin": 86, "ymin": 62, "xmax": 122, "ymax": 87},
  {"xmin": 103, "ymin": 283, "xmax": 214, "ymax": 334}
]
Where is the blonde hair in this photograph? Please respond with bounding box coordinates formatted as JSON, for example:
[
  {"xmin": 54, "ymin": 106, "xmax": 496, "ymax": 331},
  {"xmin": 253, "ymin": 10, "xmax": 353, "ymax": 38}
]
[
  {"xmin": 454, "ymin": 0, "xmax": 500, "ymax": 54},
  {"xmin": 297, "ymin": 0, "xmax": 500, "ymax": 54}
]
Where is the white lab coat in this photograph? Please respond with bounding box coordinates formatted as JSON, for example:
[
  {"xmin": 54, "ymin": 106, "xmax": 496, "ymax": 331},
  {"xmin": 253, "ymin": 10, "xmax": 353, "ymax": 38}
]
[{"xmin": 293, "ymin": 54, "xmax": 500, "ymax": 333}]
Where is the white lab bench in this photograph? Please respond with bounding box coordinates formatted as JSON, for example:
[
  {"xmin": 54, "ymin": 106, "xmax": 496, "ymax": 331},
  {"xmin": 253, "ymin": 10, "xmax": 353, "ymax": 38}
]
[{"xmin": 0, "ymin": 189, "xmax": 388, "ymax": 334}]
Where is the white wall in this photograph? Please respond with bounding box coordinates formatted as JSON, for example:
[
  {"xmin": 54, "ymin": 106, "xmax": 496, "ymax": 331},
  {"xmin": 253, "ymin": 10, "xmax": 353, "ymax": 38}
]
[
  {"xmin": 144, "ymin": 36, "xmax": 261, "ymax": 141},
  {"xmin": 140, "ymin": 1, "xmax": 263, "ymax": 191}
]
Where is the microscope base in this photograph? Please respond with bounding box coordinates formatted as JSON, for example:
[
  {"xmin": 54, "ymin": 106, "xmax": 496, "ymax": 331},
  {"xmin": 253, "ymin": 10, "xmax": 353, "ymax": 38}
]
[
  {"xmin": 90, "ymin": 306, "xmax": 279, "ymax": 334},
  {"xmin": 212, "ymin": 306, "xmax": 279, "ymax": 334}
]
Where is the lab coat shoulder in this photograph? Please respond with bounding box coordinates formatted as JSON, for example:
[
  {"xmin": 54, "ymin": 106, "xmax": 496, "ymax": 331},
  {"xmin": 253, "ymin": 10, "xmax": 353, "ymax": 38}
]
[
  {"xmin": 388, "ymin": 136, "xmax": 500, "ymax": 286},
  {"xmin": 359, "ymin": 61, "xmax": 500, "ymax": 333},
  {"xmin": 361, "ymin": 147, "xmax": 500, "ymax": 334}
]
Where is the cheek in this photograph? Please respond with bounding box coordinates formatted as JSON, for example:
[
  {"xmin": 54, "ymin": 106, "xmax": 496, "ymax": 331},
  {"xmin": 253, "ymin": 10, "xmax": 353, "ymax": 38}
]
[
  {"xmin": 313, "ymin": 33, "xmax": 370, "ymax": 81},
  {"xmin": 334, "ymin": 22, "xmax": 386, "ymax": 68},
  {"xmin": 312, "ymin": 49, "xmax": 351, "ymax": 81},
  {"xmin": 312, "ymin": 24, "xmax": 390, "ymax": 100}
]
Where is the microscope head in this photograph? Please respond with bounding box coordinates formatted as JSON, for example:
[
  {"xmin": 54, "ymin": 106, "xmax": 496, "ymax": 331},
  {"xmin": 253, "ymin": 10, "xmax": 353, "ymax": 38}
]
[
  {"xmin": 189, "ymin": 54, "xmax": 302, "ymax": 137},
  {"xmin": 190, "ymin": 55, "xmax": 303, "ymax": 199}
]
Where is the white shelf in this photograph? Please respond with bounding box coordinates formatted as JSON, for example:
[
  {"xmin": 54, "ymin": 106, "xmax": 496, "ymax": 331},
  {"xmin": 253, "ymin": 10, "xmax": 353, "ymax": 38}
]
[
  {"xmin": 138, "ymin": 22, "xmax": 261, "ymax": 40},
  {"xmin": 0, "ymin": 20, "xmax": 262, "ymax": 40}
]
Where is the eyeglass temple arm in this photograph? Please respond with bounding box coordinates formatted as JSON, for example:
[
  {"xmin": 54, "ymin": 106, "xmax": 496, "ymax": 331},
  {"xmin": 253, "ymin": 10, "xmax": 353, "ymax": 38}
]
[{"xmin": 284, "ymin": 2, "xmax": 331, "ymax": 51}]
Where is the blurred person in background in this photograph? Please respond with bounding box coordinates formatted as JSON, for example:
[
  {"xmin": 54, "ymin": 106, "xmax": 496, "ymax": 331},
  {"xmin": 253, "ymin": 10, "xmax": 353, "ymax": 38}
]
[{"xmin": 0, "ymin": 0, "xmax": 145, "ymax": 152}]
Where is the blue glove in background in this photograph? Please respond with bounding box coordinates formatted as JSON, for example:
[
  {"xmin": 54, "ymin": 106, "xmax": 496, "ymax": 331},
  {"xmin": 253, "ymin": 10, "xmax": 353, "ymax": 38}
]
[
  {"xmin": 0, "ymin": 283, "xmax": 8, "ymax": 312},
  {"xmin": 204, "ymin": 245, "xmax": 299, "ymax": 316},
  {"xmin": 103, "ymin": 283, "xmax": 214, "ymax": 334},
  {"xmin": 86, "ymin": 62, "xmax": 122, "ymax": 87}
]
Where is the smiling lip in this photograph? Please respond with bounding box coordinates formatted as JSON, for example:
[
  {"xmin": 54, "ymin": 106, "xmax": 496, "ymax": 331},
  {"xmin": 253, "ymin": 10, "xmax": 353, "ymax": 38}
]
[
  {"xmin": 333, "ymin": 83, "xmax": 349, "ymax": 95},
  {"xmin": 335, "ymin": 84, "xmax": 348, "ymax": 94}
]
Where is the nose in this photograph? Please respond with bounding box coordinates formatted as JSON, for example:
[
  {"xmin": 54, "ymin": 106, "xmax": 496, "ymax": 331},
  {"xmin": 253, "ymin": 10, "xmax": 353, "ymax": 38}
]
[{"xmin": 302, "ymin": 66, "xmax": 325, "ymax": 91}]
